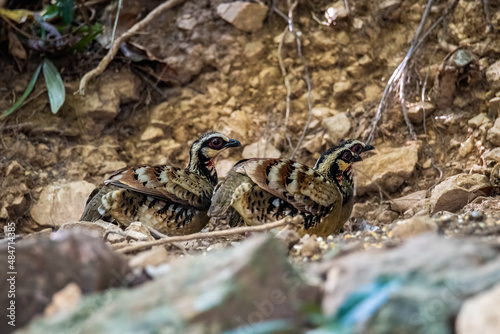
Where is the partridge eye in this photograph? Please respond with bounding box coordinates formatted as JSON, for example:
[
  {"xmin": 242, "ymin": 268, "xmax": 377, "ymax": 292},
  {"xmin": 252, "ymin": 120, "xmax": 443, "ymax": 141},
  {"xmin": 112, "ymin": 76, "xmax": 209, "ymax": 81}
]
[
  {"xmin": 342, "ymin": 151, "xmax": 352, "ymax": 160},
  {"xmin": 209, "ymin": 137, "xmax": 224, "ymax": 149},
  {"xmin": 352, "ymin": 144, "xmax": 362, "ymax": 153}
]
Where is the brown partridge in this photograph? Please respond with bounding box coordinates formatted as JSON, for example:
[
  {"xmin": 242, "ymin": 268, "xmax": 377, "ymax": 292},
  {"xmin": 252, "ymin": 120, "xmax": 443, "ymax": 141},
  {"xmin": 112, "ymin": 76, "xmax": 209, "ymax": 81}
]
[
  {"xmin": 208, "ymin": 139, "xmax": 373, "ymax": 237},
  {"xmin": 80, "ymin": 132, "xmax": 241, "ymax": 235}
]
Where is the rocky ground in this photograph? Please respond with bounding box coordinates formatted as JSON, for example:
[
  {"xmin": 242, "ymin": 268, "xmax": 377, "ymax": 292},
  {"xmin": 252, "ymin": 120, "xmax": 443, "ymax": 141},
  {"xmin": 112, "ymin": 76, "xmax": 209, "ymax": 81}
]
[{"xmin": 1, "ymin": 0, "xmax": 500, "ymax": 333}]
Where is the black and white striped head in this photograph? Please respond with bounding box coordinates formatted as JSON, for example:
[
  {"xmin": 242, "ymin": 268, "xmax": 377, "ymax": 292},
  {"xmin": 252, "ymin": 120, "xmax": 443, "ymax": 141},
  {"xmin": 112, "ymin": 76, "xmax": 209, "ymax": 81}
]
[
  {"xmin": 188, "ymin": 132, "xmax": 241, "ymax": 185},
  {"xmin": 337, "ymin": 139, "xmax": 374, "ymax": 156},
  {"xmin": 314, "ymin": 146, "xmax": 362, "ymax": 182},
  {"xmin": 314, "ymin": 139, "xmax": 374, "ymax": 202},
  {"xmin": 314, "ymin": 139, "xmax": 373, "ymax": 180}
]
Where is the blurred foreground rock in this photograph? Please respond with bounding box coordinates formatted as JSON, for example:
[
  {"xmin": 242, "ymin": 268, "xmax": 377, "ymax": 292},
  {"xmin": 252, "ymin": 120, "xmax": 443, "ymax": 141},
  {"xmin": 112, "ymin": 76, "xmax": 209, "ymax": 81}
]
[
  {"xmin": 314, "ymin": 234, "xmax": 500, "ymax": 333},
  {"xmin": 19, "ymin": 236, "xmax": 320, "ymax": 334},
  {"xmin": 456, "ymin": 283, "xmax": 500, "ymax": 334},
  {"xmin": 0, "ymin": 232, "xmax": 130, "ymax": 333}
]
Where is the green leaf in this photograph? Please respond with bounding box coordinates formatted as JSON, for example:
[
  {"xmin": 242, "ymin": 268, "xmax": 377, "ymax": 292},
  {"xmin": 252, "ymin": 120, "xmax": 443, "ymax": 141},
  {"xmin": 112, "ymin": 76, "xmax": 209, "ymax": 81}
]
[
  {"xmin": 0, "ymin": 64, "xmax": 42, "ymax": 119},
  {"xmin": 42, "ymin": 59, "xmax": 65, "ymax": 114},
  {"xmin": 69, "ymin": 24, "xmax": 102, "ymax": 52},
  {"xmin": 57, "ymin": 0, "xmax": 74, "ymax": 25},
  {"xmin": 41, "ymin": 4, "xmax": 59, "ymax": 21}
]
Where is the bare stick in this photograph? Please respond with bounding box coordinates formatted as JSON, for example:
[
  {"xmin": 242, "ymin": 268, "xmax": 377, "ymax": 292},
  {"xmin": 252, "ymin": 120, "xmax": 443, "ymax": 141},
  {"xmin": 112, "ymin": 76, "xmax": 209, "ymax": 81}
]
[
  {"xmin": 110, "ymin": 0, "xmax": 123, "ymax": 48},
  {"xmin": 367, "ymin": 0, "xmax": 435, "ymax": 143},
  {"xmin": 399, "ymin": 70, "xmax": 416, "ymax": 139},
  {"xmin": 274, "ymin": 2, "xmax": 314, "ymax": 159},
  {"xmin": 116, "ymin": 216, "xmax": 301, "ymax": 254},
  {"xmin": 277, "ymin": 26, "xmax": 292, "ymax": 131},
  {"xmin": 77, "ymin": 0, "xmax": 187, "ymax": 95},
  {"xmin": 481, "ymin": 0, "xmax": 494, "ymax": 33}
]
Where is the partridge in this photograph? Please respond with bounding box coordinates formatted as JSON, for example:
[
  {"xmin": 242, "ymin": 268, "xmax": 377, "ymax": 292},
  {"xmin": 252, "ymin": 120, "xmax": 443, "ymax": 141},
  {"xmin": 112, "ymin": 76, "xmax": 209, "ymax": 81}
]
[
  {"xmin": 209, "ymin": 139, "xmax": 373, "ymax": 237},
  {"xmin": 81, "ymin": 132, "xmax": 241, "ymax": 235}
]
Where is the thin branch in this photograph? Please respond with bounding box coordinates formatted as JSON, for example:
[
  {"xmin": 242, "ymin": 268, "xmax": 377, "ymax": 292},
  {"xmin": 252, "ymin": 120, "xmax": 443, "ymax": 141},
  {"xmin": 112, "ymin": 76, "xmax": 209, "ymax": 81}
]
[
  {"xmin": 277, "ymin": 26, "xmax": 292, "ymax": 130},
  {"xmin": 77, "ymin": 0, "xmax": 187, "ymax": 95},
  {"xmin": 274, "ymin": 1, "xmax": 314, "ymax": 159},
  {"xmin": 399, "ymin": 70, "xmax": 416, "ymax": 139},
  {"xmin": 116, "ymin": 216, "xmax": 301, "ymax": 254},
  {"xmin": 481, "ymin": 0, "xmax": 495, "ymax": 33},
  {"xmin": 110, "ymin": 0, "xmax": 123, "ymax": 50},
  {"xmin": 367, "ymin": 0, "xmax": 459, "ymax": 144},
  {"xmin": 0, "ymin": 122, "xmax": 32, "ymax": 132}
]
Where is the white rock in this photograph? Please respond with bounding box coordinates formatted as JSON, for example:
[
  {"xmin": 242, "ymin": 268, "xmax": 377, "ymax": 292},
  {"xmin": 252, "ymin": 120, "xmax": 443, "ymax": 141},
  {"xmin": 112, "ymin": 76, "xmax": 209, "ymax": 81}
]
[
  {"xmin": 312, "ymin": 107, "xmax": 336, "ymax": 118},
  {"xmin": 333, "ymin": 80, "xmax": 353, "ymax": 97},
  {"xmin": 259, "ymin": 67, "xmax": 281, "ymax": 84},
  {"xmin": 242, "ymin": 140, "xmax": 281, "ymax": 159},
  {"xmin": 468, "ymin": 113, "xmax": 491, "ymax": 128},
  {"xmin": 486, "ymin": 60, "xmax": 500, "ymax": 90},
  {"xmin": 99, "ymin": 161, "xmax": 127, "ymax": 175},
  {"xmin": 322, "ymin": 113, "xmax": 351, "ymax": 143},
  {"xmin": 140, "ymin": 126, "xmax": 164, "ymax": 142},
  {"xmin": 217, "ymin": 2, "xmax": 268, "ymax": 32},
  {"xmin": 484, "ymin": 148, "xmax": 500, "ymax": 162},
  {"xmin": 457, "ymin": 283, "xmax": 500, "ymax": 334},
  {"xmin": 31, "ymin": 181, "xmax": 96, "ymax": 227},
  {"xmin": 487, "ymin": 118, "xmax": 500, "ymax": 146},
  {"xmin": 244, "ymin": 40, "xmax": 266, "ymax": 61},
  {"xmin": 177, "ymin": 15, "xmax": 198, "ymax": 30},
  {"xmin": 489, "ymin": 97, "xmax": 500, "ymax": 117},
  {"xmin": 406, "ymin": 101, "xmax": 436, "ymax": 124}
]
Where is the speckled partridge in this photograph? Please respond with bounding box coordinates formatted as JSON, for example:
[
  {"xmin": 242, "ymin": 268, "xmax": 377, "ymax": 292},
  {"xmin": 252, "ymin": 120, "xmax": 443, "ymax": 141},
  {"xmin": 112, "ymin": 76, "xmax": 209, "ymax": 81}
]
[
  {"xmin": 81, "ymin": 132, "xmax": 241, "ymax": 235},
  {"xmin": 208, "ymin": 140, "xmax": 373, "ymax": 237}
]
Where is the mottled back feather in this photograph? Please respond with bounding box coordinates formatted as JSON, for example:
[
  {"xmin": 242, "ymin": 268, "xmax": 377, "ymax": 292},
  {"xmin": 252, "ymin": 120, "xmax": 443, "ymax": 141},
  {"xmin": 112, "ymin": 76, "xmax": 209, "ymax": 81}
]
[
  {"xmin": 234, "ymin": 158, "xmax": 341, "ymax": 216},
  {"xmin": 105, "ymin": 165, "xmax": 213, "ymax": 210}
]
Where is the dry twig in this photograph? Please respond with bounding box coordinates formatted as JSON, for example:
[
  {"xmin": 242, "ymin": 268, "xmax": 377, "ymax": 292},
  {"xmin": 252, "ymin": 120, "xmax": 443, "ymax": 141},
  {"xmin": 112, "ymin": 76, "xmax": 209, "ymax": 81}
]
[
  {"xmin": 367, "ymin": 0, "xmax": 459, "ymax": 144},
  {"xmin": 77, "ymin": 0, "xmax": 187, "ymax": 95},
  {"xmin": 274, "ymin": 1, "xmax": 314, "ymax": 159},
  {"xmin": 116, "ymin": 216, "xmax": 301, "ymax": 254}
]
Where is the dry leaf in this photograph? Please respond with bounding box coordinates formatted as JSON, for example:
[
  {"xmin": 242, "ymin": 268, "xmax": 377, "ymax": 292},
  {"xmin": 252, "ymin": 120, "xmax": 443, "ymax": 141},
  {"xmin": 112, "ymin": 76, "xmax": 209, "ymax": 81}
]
[{"xmin": 8, "ymin": 31, "xmax": 26, "ymax": 60}]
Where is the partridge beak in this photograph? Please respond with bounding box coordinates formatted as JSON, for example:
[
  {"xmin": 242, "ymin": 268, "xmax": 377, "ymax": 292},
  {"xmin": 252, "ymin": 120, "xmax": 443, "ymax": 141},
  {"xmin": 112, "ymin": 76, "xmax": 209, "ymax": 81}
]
[
  {"xmin": 224, "ymin": 139, "xmax": 242, "ymax": 148},
  {"xmin": 363, "ymin": 144, "xmax": 375, "ymax": 152},
  {"xmin": 353, "ymin": 153, "xmax": 363, "ymax": 162}
]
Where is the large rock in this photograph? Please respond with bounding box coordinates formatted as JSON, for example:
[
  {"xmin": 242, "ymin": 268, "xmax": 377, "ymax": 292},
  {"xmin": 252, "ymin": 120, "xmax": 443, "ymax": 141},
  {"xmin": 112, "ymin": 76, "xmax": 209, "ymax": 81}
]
[
  {"xmin": 19, "ymin": 236, "xmax": 319, "ymax": 333},
  {"xmin": 429, "ymin": 173, "xmax": 492, "ymax": 213},
  {"xmin": 0, "ymin": 232, "xmax": 130, "ymax": 333},
  {"xmin": 456, "ymin": 284, "xmax": 500, "ymax": 334},
  {"xmin": 315, "ymin": 234, "xmax": 500, "ymax": 333},
  {"xmin": 356, "ymin": 143, "xmax": 419, "ymax": 195},
  {"xmin": 30, "ymin": 181, "xmax": 96, "ymax": 227},
  {"xmin": 216, "ymin": 2, "xmax": 268, "ymax": 32}
]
